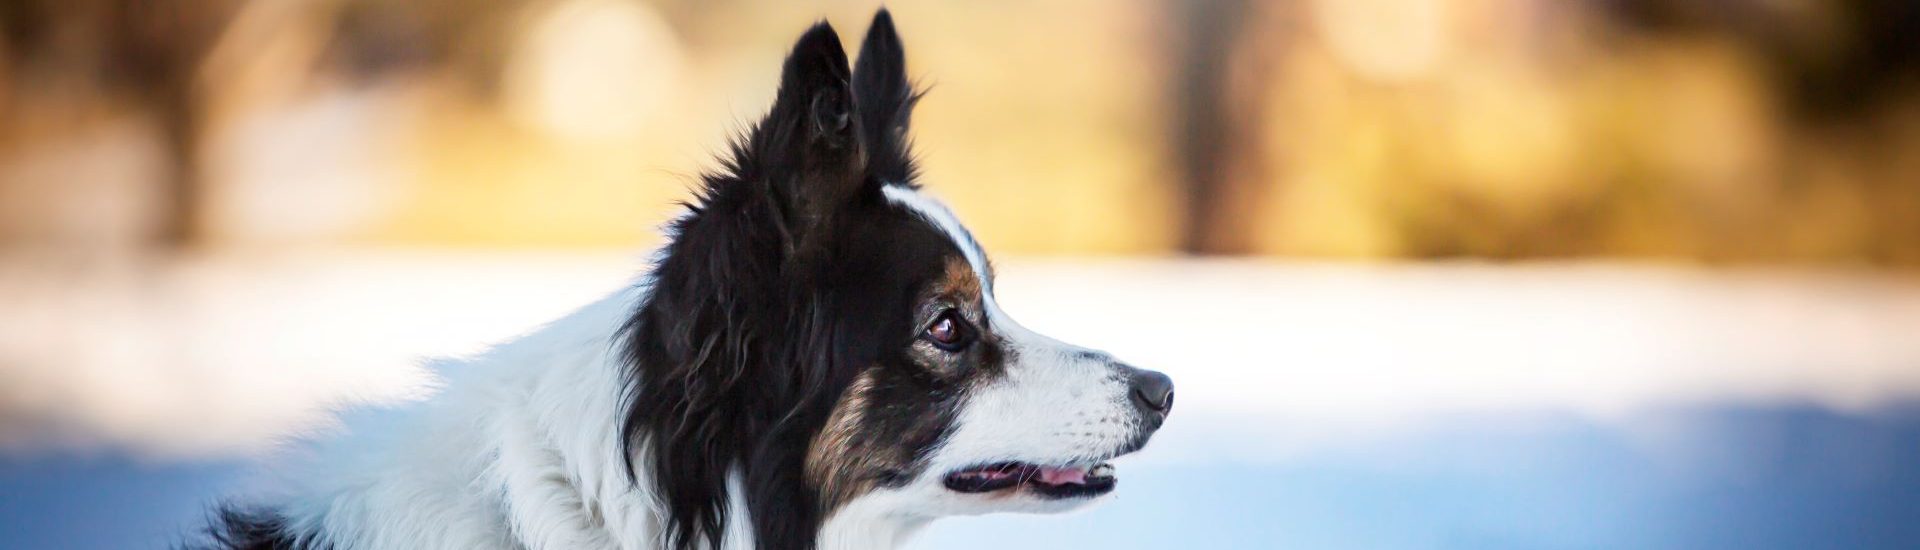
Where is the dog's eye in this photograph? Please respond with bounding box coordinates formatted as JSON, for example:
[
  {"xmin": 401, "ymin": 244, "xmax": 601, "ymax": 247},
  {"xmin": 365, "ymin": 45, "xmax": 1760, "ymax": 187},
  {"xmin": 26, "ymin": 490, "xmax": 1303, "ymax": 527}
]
[{"xmin": 923, "ymin": 310, "xmax": 972, "ymax": 351}]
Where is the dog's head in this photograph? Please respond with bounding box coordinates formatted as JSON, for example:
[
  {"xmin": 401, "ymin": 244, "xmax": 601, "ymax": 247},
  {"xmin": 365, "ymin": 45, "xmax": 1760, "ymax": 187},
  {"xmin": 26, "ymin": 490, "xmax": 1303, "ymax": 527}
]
[{"xmin": 621, "ymin": 10, "xmax": 1171, "ymax": 549}]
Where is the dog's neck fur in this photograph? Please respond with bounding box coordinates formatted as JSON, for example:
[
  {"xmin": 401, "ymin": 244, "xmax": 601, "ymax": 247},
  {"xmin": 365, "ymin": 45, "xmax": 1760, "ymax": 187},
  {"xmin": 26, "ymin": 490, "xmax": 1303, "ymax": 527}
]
[{"xmin": 816, "ymin": 492, "xmax": 932, "ymax": 550}]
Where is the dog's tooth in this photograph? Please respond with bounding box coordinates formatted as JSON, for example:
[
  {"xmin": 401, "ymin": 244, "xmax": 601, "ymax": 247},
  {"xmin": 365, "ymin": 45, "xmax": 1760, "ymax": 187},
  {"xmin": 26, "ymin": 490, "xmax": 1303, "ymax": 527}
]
[{"xmin": 1090, "ymin": 464, "xmax": 1115, "ymax": 478}]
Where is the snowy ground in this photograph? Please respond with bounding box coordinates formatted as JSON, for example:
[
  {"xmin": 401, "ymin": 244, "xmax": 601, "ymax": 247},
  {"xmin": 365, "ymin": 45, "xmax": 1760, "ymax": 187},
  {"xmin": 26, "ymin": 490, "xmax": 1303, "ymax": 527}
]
[{"xmin": 3, "ymin": 252, "xmax": 1919, "ymax": 548}]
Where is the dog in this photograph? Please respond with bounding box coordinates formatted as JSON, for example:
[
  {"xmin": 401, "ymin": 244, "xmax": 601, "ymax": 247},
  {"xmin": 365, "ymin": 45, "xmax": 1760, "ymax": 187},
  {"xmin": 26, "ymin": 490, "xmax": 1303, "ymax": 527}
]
[{"xmin": 204, "ymin": 10, "xmax": 1173, "ymax": 550}]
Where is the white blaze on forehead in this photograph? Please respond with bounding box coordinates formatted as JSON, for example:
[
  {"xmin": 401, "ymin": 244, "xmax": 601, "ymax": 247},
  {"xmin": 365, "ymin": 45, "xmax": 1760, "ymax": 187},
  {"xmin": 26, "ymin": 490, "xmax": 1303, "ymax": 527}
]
[
  {"xmin": 881, "ymin": 185, "xmax": 991, "ymax": 286},
  {"xmin": 881, "ymin": 184, "xmax": 1021, "ymax": 335}
]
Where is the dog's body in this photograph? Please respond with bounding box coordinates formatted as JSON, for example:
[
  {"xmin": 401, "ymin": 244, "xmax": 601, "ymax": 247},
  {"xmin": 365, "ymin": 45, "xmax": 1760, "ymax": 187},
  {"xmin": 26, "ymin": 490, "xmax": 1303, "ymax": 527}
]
[{"xmin": 206, "ymin": 11, "xmax": 1171, "ymax": 550}]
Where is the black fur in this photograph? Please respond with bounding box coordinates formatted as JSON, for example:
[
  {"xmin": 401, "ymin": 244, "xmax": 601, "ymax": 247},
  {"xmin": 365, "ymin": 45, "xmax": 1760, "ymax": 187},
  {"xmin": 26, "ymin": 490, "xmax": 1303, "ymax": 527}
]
[
  {"xmin": 195, "ymin": 505, "xmax": 313, "ymax": 550},
  {"xmin": 617, "ymin": 10, "xmax": 944, "ymax": 550},
  {"xmin": 852, "ymin": 9, "xmax": 923, "ymax": 185}
]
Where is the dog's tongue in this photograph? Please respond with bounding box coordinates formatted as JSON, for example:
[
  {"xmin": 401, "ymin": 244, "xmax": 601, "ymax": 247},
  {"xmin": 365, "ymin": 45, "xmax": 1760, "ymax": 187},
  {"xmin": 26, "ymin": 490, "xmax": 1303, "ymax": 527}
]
[{"xmin": 1036, "ymin": 465, "xmax": 1087, "ymax": 485}]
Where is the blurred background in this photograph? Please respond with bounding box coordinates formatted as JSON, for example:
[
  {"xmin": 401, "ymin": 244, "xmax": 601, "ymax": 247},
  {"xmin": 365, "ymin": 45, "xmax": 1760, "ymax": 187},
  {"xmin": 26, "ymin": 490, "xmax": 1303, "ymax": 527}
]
[{"xmin": 3, "ymin": 0, "xmax": 1919, "ymax": 547}]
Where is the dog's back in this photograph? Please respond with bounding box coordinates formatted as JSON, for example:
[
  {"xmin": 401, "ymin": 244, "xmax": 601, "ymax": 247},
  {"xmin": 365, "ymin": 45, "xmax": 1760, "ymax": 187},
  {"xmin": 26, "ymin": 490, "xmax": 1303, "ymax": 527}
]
[{"xmin": 204, "ymin": 288, "xmax": 661, "ymax": 549}]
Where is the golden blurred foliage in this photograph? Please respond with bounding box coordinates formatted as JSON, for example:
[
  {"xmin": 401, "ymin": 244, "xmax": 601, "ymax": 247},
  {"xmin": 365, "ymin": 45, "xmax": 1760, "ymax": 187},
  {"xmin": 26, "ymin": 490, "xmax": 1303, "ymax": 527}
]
[
  {"xmin": 2, "ymin": 0, "xmax": 1917, "ymax": 264},
  {"xmin": 364, "ymin": 0, "xmax": 1177, "ymax": 252},
  {"xmin": 1221, "ymin": 0, "xmax": 1920, "ymax": 263}
]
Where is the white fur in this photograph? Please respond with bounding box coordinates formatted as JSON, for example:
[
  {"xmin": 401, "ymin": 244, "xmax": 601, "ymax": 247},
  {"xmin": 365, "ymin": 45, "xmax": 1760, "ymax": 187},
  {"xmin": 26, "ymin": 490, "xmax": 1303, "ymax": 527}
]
[{"xmin": 268, "ymin": 286, "xmax": 667, "ymax": 549}]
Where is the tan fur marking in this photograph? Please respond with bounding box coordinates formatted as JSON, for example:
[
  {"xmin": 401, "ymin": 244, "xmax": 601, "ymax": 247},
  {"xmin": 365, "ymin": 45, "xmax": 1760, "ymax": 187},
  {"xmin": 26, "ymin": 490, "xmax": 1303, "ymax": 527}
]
[
  {"xmin": 938, "ymin": 257, "xmax": 982, "ymax": 304},
  {"xmin": 807, "ymin": 369, "xmax": 882, "ymax": 510}
]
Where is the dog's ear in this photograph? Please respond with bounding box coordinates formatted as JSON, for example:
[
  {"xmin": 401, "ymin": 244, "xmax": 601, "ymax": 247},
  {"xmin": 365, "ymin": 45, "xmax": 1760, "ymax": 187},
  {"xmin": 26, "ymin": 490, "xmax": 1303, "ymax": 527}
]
[
  {"xmin": 853, "ymin": 9, "xmax": 920, "ymax": 183},
  {"xmin": 752, "ymin": 22, "xmax": 864, "ymax": 253},
  {"xmin": 775, "ymin": 23, "xmax": 857, "ymax": 156}
]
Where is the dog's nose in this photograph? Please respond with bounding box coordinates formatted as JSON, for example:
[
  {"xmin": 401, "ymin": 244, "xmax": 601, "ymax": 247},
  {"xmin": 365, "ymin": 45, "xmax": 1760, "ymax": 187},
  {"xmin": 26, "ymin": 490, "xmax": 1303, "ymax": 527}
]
[{"xmin": 1127, "ymin": 368, "xmax": 1175, "ymax": 415}]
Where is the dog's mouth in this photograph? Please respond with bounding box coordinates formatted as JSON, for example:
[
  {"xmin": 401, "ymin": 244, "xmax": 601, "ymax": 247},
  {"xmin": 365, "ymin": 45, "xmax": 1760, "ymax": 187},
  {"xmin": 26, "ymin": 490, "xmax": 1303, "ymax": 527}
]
[{"xmin": 942, "ymin": 461, "xmax": 1119, "ymax": 499}]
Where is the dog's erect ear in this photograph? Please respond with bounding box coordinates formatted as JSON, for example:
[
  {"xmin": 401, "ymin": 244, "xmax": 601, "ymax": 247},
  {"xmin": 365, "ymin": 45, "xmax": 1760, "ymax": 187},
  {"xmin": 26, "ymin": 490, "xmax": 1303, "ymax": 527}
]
[
  {"xmin": 854, "ymin": 9, "xmax": 920, "ymax": 183},
  {"xmin": 754, "ymin": 22, "xmax": 865, "ymax": 252},
  {"xmin": 775, "ymin": 23, "xmax": 857, "ymax": 155}
]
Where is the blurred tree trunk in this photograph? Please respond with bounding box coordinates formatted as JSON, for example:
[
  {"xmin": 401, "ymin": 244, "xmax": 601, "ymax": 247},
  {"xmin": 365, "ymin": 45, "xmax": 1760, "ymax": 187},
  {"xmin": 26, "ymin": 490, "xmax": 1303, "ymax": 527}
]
[
  {"xmin": 116, "ymin": 0, "xmax": 240, "ymax": 247},
  {"xmin": 0, "ymin": 0, "xmax": 240, "ymax": 248},
  {"xmin": 1171, "ymin": 0, "xmax": 1263, "ymax": 255},
  {"xmin": 150, "ymin": 71, "xmax": 205, "ymax": 247}
]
